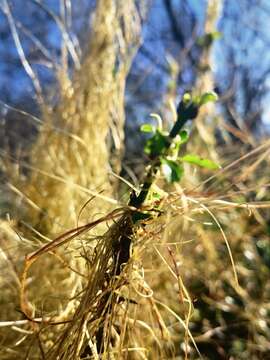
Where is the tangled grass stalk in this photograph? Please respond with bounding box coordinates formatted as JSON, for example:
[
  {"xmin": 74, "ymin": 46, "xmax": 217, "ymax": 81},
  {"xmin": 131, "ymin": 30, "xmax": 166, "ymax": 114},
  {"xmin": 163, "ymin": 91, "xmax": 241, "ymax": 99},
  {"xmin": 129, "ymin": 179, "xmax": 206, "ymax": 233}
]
[
  {"xmin": 22, "ymin": 0, "xmax": 146, "ymax": 234},
  {"xmin": 18, "ymin": 94, "xmax": 215, "ymax": 359},
  {"xmin": 2, "ymin": 133, "xmax": 270, "ymax": 359},
  {"xmin": 1, "ymin": 2, "xmax": 270, "ymax": 359},
  {"xmin": 0, "ymin": 1, "xmax": 147, "ymax": 358}
]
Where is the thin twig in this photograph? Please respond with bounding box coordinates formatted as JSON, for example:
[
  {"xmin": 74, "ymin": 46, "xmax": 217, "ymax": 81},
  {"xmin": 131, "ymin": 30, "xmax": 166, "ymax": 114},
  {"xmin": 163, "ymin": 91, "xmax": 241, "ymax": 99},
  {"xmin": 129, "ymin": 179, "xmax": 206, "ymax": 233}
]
[{"xmin": 1, "ymin": 0, "xmax": 44, "ymax": 107}]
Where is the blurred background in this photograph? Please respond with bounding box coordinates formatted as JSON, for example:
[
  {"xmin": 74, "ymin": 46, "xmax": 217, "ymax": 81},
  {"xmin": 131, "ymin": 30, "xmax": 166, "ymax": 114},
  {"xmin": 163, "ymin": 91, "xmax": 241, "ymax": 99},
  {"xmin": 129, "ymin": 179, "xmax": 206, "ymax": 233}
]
[
  {"xmin": 0, "ymin": 1, "xmax": 270, "ymax": 359},
  {"xmin": 1, "ymin": 0, "xmax": 270, "ymax": 154}
]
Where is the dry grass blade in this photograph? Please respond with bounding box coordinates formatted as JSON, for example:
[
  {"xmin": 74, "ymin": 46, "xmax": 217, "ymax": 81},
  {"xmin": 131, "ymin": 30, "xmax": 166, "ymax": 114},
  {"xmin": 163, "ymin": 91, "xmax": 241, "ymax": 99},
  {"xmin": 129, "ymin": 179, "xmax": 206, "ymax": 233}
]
[
  {"xmin": 20, "ymin": 208, "xmax": 125, "ymax": 320},
  {"xmin": 1, "ymin": 0, "xmax": 44, "ymax": 107},
  {"xmin": 1, "ymin": 1, "xmax": 270, "ymax": 359}
]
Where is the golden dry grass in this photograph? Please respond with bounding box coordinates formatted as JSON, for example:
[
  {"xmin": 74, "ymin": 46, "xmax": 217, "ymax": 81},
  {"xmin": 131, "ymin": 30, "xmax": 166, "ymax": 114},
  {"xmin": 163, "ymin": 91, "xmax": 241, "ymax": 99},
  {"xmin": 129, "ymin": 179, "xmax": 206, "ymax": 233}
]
[
  {"xmin": 0, "ymin": 1, "xmax": 270, "ymax": 359},
  {"xmin": 1, "ymin": 134, "xmax": 270, "ymax": 359},
  {"xmin": 6, "ymin": 0, "xmax": 144, "ymax": 236}
]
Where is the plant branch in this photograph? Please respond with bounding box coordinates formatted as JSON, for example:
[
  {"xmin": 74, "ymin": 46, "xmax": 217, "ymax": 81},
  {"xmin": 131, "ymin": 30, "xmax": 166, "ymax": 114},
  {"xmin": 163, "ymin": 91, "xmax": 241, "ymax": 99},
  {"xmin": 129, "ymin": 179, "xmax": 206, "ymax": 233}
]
[{"xmin": 115, "ymin": 96, "xmax": 199, "ymax": 274}]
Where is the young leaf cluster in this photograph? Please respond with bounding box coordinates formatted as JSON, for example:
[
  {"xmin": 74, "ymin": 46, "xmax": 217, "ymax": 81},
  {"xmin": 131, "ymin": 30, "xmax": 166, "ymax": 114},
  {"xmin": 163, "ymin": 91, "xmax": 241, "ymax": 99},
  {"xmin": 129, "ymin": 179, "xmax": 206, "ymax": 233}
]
[{"xmin": 140, "ymin": 91, "xmax": 220, "ymax": 184}]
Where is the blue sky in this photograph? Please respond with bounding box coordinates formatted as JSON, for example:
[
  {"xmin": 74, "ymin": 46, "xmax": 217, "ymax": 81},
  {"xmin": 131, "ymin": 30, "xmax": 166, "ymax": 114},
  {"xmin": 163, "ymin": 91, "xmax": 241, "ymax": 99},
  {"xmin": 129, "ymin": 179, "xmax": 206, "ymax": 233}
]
[{"xmin": 0, "ymin": 0, "xmax": 269, "ymax": 131}]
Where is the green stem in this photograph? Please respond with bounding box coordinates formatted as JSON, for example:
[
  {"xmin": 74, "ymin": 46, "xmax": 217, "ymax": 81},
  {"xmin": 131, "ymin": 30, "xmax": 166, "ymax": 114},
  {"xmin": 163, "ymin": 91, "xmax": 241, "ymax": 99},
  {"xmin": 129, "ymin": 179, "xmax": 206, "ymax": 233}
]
[
  {"xmin": 94, "ymin": 99, "xmax": 199, "ymax": 355},
  {"xmin": 115, "ymin": 101, "xmax": 197, "ymax": 274},
  {"xmin": 129, "ymin": 109, "xmax": 193, "ymax": 213}
]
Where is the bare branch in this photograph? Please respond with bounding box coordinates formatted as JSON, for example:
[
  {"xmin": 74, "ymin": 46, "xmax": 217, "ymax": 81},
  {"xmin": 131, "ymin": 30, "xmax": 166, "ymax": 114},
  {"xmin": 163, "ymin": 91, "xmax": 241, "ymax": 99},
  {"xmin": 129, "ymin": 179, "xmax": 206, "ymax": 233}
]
[{"xmin": 1, "ymin": 0, "xmax": 44, "ymax": 107}]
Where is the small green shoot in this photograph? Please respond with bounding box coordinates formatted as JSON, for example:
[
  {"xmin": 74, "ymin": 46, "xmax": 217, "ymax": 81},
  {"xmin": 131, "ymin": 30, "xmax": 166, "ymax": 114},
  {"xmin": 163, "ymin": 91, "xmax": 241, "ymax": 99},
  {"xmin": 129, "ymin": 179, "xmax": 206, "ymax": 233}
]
[
  {"xmin": 181, "ymin": 154, "xmax": 221, "ymax": 170},
  {"xmin": 199, "ymin": 91, "xmax": 219, "ymax": 106},
  {"xmin": 140, "ymin": 90, "xmax": 219, "ymax": 184},
  {"xmin": 140, "ymin": 123, "xmax": 156, "ymax": 133},
  {"xmin": 144, "ymin": 130, "xmax": 169, "ymax": 157},
  {"xmin": 161, "ymin": 158, "xmax": 184, "ymax": 183}
]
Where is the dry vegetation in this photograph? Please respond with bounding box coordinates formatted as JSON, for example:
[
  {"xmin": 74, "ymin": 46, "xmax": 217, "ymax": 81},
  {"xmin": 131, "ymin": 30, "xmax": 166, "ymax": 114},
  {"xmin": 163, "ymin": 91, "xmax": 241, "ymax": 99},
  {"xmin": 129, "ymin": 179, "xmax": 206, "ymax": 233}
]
[{"xmin": 0, "ymin": 1, "xmax": 270, "ymax": 359}]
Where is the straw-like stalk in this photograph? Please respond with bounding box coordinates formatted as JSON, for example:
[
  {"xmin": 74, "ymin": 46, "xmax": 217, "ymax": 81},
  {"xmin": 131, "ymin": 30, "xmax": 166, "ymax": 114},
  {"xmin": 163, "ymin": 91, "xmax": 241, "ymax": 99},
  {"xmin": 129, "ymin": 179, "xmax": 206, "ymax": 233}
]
[{"xmin": 23, "ymin": 0, "xmax": 145, "ymax": 234}]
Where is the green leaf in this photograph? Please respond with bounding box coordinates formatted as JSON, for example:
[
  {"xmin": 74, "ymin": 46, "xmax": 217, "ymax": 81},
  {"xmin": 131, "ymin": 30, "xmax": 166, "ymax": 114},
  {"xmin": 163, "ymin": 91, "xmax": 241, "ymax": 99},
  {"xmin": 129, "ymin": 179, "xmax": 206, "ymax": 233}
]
[
  {"xmin": 152, "ymin": 192, "xmax": 161, "ymax": 200},
  {"xmin": 144, "ymin": 130, "xmax": 169, "ymax": 157},
  {"xmin": 140, "ymin": 123, "xmax": 156, "ymax": 133},
  {"xmin": 179, "ymin": 130, "xmax": 189, "ymax": 144},
  {"xmin": 199, "ymin": 91, "xmax": 218, "ymax": 106},
  {"xmin": 173, "ymin": 130, "xmax": 189, "ymax": 153},
  {"xmin": 183, "ymin": 92, "xmax": 192, "ymax": 103},
  {"xmin": 181, "ymin": 154, "xmax": 221, "ymax": 170},
  {"xmin": 161, "ymin": 158, "xmax": 184, "ymax": 183}
]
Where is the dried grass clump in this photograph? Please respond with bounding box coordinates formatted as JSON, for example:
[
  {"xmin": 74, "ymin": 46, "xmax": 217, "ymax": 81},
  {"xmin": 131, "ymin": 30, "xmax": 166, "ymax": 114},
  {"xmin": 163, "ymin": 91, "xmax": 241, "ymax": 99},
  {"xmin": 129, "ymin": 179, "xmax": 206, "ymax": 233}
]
[
  {"xmin": 15, "ymin": 0, "xmax": 145, "ymax": 234},
  {"xmin": 138, "ymin": 139, "xmax": 270, "ymax": 359},
  {"xmin": 1, "ymin": 136, "xmax": 266, "ymax": 359},
  {"xmin": 0, "ymin": 1, "xmax": 270, "ymax": 359},
  {"xmin": 0, "ymin": 220, "xmax": 31, "ymax": 359},
  {"xmin": 0, "ymin": 2, "xmax": 147, "ymax": 358}
]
